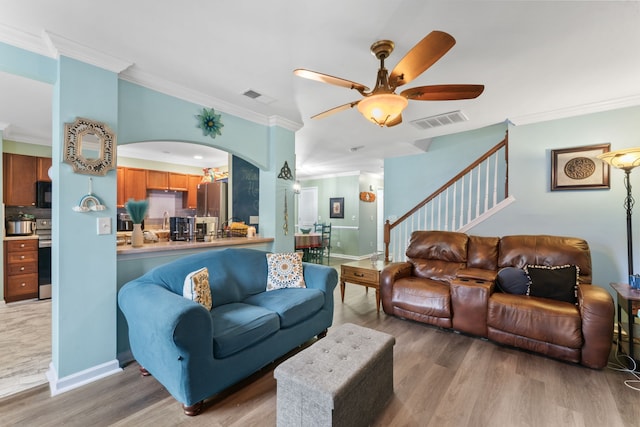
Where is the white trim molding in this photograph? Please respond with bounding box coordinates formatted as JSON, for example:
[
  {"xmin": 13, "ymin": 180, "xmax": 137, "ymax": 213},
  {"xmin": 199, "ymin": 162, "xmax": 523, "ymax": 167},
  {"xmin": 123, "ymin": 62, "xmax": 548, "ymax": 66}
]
[
  {"xmin": 46, "ymin": 359, "xmax": 122, "ymax": 397},
  {"xmin": 0, "ymin": 23, "xmax": 52, "ymax": 57},
  {"xmin": 510, "ymin": 95, "xmax": 640, "ymax": 126},
  {"xmin": 43, "ymin": 31, "xmax": 133, "ymax": 74}
]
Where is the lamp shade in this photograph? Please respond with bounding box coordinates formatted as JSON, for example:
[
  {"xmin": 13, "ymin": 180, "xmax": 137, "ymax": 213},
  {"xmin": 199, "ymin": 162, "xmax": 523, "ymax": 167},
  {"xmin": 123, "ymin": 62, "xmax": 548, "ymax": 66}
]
[
  {"xmin": 357, "ymin": 93, "xmax": 408, "ymax": 126},
  {"xmin": 597, "ymin": 147, "xmax": 640, "ymax": 171}
]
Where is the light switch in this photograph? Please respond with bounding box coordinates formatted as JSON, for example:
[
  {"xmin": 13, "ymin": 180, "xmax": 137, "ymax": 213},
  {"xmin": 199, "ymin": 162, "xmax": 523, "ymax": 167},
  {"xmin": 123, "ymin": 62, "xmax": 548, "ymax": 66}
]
[{"xmin": 97, "ymin": 217, "xmax": 111, "ymax": 235}]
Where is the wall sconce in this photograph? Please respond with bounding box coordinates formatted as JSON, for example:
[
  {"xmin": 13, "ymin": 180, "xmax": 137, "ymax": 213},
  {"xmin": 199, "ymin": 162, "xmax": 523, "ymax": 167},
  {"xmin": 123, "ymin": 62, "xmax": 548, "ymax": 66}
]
[{"xmin": 293, "ymin": 181, "xmax": 301, "ymax": 195}]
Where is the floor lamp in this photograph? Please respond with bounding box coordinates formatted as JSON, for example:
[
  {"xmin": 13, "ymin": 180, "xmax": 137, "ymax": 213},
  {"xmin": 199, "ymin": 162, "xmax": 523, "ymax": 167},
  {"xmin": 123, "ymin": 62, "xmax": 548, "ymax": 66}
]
[{"xmin": 597, "ymin": 148, "xmax": 640, "ymax": 277}]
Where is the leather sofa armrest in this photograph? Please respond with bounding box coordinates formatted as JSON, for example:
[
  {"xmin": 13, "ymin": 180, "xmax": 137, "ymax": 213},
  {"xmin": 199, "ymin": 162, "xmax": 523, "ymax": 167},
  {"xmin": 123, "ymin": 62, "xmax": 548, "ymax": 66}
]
[
  {"xmin": 578, "ymin": 284, "xmax": 614, "ymax": 369},
  {"xmin": 456, "ymin": 268, "xmax": 498, "ymax": 282},
  {"xmin": 450, "ymin": 278, "xmax": 494, "ymax": 337},
  {"xmin": 380, "ymin": 262, "xmax": 412, "ymax": 314}
]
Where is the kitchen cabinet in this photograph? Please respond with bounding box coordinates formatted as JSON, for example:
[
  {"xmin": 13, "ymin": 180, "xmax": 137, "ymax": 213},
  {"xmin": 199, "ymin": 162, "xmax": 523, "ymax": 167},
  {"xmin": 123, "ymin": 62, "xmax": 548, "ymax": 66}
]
[
  {"xmin": 185, "ymin": 174, "xmax": 202, "ymax": 209},
  {"xmin": 146, "ymin": 170, "xmax": 168, "ymax": 190},
  {"xmin": 117, "ymin": 167, "xmax": 126, "ymax": 207},
  {"xmin": 123, "ymin": 168, "xmax": 147, "ymax": 202},
  {"xmin": 4, "ymin": 239, "xmax": 38, "ymax": 302},
  {"xmin": 169, "ymin": 173, "xmax": 188, "ymax": 191},
  {"xmin": 36, "ymin": 157, "xmax": 52, "ymax": 182},
  {"xmin": 146, "ymin": 170, "xmax": 188, "ymax": 191},
  {"xmin": 3, "ymin": 153, "xmax": 37, "ymax": 206}
]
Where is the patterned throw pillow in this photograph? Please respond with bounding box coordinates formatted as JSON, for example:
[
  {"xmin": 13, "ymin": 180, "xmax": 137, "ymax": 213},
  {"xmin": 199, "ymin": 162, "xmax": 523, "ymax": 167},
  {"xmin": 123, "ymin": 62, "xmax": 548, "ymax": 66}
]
[
  {"xmin": 524, "ymin": 264, "xmax": 579, "ymax": 305},
  {"xmin": 266, "ymin": 252, "xmax": 306, "ymax": 291},
  {"xmin": 183, "ymin": 267, "xmax": 212, "ymax": 310}
]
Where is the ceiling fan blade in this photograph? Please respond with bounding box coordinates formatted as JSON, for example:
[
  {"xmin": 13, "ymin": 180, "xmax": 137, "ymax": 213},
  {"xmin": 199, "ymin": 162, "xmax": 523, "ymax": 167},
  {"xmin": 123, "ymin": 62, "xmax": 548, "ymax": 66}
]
[
  {"xmin": 401, "ymin": 84, "xmax": 485, "ymax": 101},
  {"xmin": 294, "ymin": 69, "xmax": 369, "ymax": 92},
  {"xmin": 385, "ymin": 114, "xmax": 402, "ymax": 127},
  {"xmin": 311, "ymin": 101, "xmax": 360, "ymax": 120},
  {"xmin": 389, "ymin": 31, "xmax": 456, "ymax": 88}
]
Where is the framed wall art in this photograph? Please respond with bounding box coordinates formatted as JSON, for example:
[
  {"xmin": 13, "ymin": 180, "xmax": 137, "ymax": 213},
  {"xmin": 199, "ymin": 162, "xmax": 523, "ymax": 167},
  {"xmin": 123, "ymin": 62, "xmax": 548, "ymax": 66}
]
[
  {"xmin": 551, "ymin": 143, "xmax": 610, "ymax": 191},
  {"xmin": 329, "ymin": 197, "xmax": 344, "ymax": 219}
]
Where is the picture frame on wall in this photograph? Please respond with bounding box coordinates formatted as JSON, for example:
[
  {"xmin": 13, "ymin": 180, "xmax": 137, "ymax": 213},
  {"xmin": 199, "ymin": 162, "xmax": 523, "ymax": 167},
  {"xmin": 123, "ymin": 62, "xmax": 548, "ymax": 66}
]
[
  {"xmin": 551, "ymin": 143, "xmax": 611, "ymax": 191},
  {"xmin": 329, "ymin": 197, "xmax": 344, "ymax": 218}
]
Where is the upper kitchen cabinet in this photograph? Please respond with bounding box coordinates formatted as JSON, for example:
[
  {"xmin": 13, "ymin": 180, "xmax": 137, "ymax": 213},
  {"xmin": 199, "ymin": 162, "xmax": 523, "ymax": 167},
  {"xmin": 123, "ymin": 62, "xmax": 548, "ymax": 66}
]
[
  {"xmin": 185, "ymin": 174, "xmax": 202, "ymax": 209},
  {"xmin": 117, "ymin": 167, "xmax": 126, "ymax": 207},
  {"xmin": 3, "ymin": 153, "xmax": 38, "ymax": 206},
  {"xmin": 146, "ymin": 169, "xmax": 168, "ymax": 190},
  {"xmin": 146, "ymin": 170, "xmax": 188, "ymax": 191},
  {"xmin": 123, "ymin": 167, "xmax": 147, "ymax": 202},
  {"xmin": 36, "ymin": 157, "xmax": 52, "ymax": 182}
]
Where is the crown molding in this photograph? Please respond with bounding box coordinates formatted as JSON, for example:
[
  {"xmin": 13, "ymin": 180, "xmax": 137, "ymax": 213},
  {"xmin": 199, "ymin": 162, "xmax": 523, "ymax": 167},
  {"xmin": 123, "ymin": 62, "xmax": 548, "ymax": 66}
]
[
  {"xmin": 0, "ymin": 121, "xmax": 10, "ymax": 132},
  {"xmin": 510, "ymin": 94, "xmax": 640, "ymax": 126},
  {"xmin": 42, "ymin": 30, "xmax": 133, "ymax": 73},
  {"xmin": 0, "ymin": 23, "xmax": 52, "ymax": 57},
  {"xmin": 268, "ymin": 115, "xmax": 303, "ymax": 132}
]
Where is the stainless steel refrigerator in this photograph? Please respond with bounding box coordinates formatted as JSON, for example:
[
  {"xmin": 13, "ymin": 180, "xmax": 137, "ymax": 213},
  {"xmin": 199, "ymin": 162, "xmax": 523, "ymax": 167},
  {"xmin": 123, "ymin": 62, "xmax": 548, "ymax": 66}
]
[{"xmin": 196, "ymin": 181, "xmax": 228, "ymax": 227}]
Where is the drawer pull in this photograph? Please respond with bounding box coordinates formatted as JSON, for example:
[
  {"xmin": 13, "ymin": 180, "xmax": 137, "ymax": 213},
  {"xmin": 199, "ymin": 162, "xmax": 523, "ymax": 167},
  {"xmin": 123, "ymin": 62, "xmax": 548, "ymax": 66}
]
[
  {"xmin": 20, "ymin": 243, "xmax": 25, "ymax": 248},
  {"xmin": 20, "ymin": 255, "xmax": 25, "ymax": 259},
  {"xmin": 21, "ymin": 282, "xmax": 26, "ymax": 287},
  {"xmin": 20, "ymin": 267, "xmax": 25, "ymax": 271},
  {"xmin": 354, "ymin": 272, "xmax": 365, "ymax": 277}
]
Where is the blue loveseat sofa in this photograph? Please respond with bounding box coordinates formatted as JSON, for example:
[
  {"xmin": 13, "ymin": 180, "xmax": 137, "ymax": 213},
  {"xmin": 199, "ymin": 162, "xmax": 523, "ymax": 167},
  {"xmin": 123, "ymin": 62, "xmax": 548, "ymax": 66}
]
[{"xmin": 118, "ymin": 248, "xmax": 338, "ymax": 415}]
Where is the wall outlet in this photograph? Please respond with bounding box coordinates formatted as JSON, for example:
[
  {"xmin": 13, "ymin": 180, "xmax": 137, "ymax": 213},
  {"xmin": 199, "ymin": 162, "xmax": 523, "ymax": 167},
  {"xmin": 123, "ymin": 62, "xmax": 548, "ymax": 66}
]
[
  {"xmin": 336, "ymin": 241, "xmax": 341, "ymax": 248},
  {"xmin": 97, "ymin": 217, "xmax": 111, "ymax": 235}
]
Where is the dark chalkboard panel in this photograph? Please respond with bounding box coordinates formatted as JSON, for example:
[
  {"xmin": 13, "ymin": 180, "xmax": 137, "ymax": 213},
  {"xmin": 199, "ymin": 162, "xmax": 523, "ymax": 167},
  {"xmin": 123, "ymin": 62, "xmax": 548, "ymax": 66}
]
[{"xmin": 232, "ymin": 156, "xmax": 259, "ymax": 231}]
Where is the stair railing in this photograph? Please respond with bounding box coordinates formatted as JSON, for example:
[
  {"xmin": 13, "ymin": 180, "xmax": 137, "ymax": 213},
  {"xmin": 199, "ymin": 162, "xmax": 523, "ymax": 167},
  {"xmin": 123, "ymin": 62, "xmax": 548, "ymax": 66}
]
[{"xmin": 384, "ymin": 134, "xmax": 509, "ymax": 262}]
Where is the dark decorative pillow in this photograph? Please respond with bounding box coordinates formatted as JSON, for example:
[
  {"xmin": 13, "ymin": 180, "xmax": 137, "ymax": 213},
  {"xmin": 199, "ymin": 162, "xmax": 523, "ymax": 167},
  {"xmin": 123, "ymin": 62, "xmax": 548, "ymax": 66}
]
[
  {"xmin": 524, "ymin": 264, "xmax": 579, "ymax": 305},
  {"xmin": 496, "ymin": 267, "xmax": 530, "ymax": 294}
]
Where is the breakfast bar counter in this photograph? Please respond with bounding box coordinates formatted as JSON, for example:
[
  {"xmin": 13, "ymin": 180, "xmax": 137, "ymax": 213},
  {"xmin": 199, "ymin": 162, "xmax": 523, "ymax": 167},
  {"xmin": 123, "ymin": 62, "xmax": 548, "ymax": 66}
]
[{"xmin": 117, "ymin": 235, "xmax": 274, "ymax": 257}]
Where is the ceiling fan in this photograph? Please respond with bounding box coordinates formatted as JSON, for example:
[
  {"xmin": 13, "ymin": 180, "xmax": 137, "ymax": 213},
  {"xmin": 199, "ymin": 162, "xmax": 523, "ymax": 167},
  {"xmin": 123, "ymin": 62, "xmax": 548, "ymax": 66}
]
[{"xmin": 294, "ymin": 31, "xmax": 484, "ymax": 127}]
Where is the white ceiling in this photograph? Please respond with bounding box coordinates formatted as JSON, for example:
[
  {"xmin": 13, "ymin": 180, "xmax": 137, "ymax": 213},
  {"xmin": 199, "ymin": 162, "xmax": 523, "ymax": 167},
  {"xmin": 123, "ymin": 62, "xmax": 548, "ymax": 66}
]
[{"xmin": 1, "ymin": 1, "xmax": 639, "ymax": 178}]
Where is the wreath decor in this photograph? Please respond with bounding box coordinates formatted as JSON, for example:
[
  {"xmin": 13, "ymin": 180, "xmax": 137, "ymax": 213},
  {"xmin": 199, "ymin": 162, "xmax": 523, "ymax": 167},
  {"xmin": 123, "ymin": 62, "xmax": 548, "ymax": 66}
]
[{"xmin": 196, "ymin": 107, "xmax": 224, "ymax": 138}]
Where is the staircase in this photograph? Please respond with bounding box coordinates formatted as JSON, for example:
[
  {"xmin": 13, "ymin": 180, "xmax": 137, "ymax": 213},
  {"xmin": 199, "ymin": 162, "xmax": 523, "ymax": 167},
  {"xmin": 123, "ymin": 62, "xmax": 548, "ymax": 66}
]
[{"xmin": 384, "ymin": 133, "xmax": 511, "ymax": 262}]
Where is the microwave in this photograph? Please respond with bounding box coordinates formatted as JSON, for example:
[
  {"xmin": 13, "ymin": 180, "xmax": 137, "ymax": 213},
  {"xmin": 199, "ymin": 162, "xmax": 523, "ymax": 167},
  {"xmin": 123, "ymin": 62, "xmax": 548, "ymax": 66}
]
[{"xmin": 36, "ymin": 181, "xmax": 52, "ymax": 208}]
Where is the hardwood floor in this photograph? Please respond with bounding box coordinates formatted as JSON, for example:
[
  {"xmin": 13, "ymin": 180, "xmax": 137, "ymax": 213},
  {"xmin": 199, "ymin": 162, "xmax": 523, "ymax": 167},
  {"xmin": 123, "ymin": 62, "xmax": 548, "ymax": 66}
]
[
  {"xmin": 0, "ymin": 298, "xmax": 50, "ymax": 398},
  {"xmin": 1, "ymin": 259, "xmax": 639, "ymax": 426}
]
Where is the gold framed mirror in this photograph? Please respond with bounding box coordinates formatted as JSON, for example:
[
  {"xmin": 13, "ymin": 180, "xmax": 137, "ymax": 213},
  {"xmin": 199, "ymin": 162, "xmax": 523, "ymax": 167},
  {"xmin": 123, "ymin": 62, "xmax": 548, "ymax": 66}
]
[{"xmin": 63, "ymin": 117, "xmax": 116, "ymax": 176}]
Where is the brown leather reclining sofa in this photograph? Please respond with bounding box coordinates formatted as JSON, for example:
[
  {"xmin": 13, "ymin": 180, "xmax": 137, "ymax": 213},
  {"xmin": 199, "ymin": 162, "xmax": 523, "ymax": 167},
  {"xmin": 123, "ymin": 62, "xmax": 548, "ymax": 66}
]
[{"xmin": 380, "ymin": 231, "xmax": 614, "ymax": 369}]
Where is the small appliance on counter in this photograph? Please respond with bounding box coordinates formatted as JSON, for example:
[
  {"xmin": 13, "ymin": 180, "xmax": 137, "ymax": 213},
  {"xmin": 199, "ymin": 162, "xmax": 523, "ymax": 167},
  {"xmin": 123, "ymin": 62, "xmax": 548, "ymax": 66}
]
[
  {"xmin": 117, "ymin": 213, "xmax": 144, "ymax": 232},
  {"xmin": 170, "ymin": 216, "xmax": 195, "ymax": 241},
  {"xmin": 6, "ymin": 213, "xmax": 36, "ymax": 236},
  {"xmin": 195, "ymin": 216, "xmax": 218, "ymax": 241}
]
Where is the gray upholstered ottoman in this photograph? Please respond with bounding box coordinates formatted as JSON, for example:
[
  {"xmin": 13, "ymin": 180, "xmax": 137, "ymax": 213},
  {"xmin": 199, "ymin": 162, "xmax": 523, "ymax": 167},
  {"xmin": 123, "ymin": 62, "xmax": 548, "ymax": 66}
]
[{"xmin": 274, "ymin": 323, "xmax": 395, "ymax": 427}]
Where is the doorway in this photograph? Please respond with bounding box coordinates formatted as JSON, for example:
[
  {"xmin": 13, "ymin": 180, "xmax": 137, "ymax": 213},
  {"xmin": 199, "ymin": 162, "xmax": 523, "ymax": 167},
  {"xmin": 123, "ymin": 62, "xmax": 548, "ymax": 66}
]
[{"xmin": 298, "ymin": 187, "xmax": 318, "ymax": 230}]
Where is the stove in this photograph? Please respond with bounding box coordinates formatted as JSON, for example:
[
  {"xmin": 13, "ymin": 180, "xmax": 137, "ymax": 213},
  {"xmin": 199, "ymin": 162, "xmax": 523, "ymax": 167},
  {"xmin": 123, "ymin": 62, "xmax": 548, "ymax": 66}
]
[{"xmin": 35, "ymin": 218, "xmax": 51, "ymax": 299}]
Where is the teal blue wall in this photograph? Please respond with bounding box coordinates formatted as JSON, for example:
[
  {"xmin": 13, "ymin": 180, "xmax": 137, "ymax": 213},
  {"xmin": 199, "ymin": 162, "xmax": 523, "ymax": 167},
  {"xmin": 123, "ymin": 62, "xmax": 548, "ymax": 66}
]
[
  {"xmin": 52, "ymin": 56, "xmax": 119, "ymax": 378},
  {"xmin": 0, "ymin": 42, "xmax": 56, "ymax": 83},
  {"xmin": 384, "ymin": 107, "xmax": 640, "ymax": 296}
]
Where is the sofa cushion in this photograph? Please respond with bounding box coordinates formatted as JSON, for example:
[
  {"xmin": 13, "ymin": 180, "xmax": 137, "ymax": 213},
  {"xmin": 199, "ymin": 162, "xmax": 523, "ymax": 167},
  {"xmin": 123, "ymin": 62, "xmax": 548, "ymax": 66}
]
[
  {"xmin": 488, "ymin": 293, "xmax": 583, "ymax": 349},
  {"xmin": 183, "ymin": 267, "xmax": 212, "ymax": 310},
  {"xmin": 211, "ymin": 302, "xmax": 280, "ymax": 358},
  {"xmin": 391, "ymin": 277, "xmax": 451, "ymax": 319},
  {"xmin": 266, "ymin": 252, "xmax": 306, "ymax": 291},
  {"xmin": 496, "ymin": 267, "xmax": 529, "ymax": 295},
  {"xmin": 467, "ymin": 235, "xmax": 500, "ymax": 270},
  {"xmin": 243, "ymin": 288, "xmax": 325, "ymax": 328},
  {"xmin": 525, "ymin": 264, "xmax": 579, "ymax": 305}
]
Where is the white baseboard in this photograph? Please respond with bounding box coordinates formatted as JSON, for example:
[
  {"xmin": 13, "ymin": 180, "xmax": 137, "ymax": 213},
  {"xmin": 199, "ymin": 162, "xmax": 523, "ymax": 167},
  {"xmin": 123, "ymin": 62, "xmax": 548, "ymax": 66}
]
[{"xmin": 46, "ymin": 359, "xmax": 122, "ymax": 396}]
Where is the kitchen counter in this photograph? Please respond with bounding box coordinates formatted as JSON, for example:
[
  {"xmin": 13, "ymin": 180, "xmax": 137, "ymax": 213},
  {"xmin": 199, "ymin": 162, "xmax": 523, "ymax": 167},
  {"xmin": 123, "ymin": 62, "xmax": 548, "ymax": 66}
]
[
  {"xmin": 116, "ymin": 235, "xmax": 274, "ymax": 256},
  {"xmin": 4, "ymin": 234, "xmax": 39, "ymax": 241}
]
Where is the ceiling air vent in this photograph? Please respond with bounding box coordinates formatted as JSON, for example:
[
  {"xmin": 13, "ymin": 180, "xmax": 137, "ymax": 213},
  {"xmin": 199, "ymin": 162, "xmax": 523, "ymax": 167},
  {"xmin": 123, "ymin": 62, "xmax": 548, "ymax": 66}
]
[
  {"xmin": 410, "ymin": 110, "xmax": 468, "ymax": 130},
  {"xmin": 242, "ymin": 89, "xmax": 276, "ymax": 105}
]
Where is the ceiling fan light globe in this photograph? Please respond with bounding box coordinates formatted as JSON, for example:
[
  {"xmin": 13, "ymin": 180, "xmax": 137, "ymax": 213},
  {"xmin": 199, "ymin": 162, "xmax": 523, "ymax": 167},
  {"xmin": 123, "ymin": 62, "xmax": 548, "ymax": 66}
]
[{"xmin": 357, "ymin": 94, "xmax": 408, "ymax": 126}]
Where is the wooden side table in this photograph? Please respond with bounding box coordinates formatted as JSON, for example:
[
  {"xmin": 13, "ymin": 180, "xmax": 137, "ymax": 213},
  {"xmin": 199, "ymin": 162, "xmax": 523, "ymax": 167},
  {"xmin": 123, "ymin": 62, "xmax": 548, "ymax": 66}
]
[
  {"xmin": 610, "ymin": 283, "xmax": 640, "ymax": 364},
  {"xmin": 340, "ymin": 259, "xmax": 389, "ymax": 312}
]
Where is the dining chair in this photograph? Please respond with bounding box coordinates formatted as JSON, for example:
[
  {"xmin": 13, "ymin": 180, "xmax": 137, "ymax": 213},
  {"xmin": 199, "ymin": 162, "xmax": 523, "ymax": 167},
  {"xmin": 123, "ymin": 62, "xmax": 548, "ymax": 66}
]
[{"xmin": 309, "ymin": 223, "xmax": 331, "ymax": 264}]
